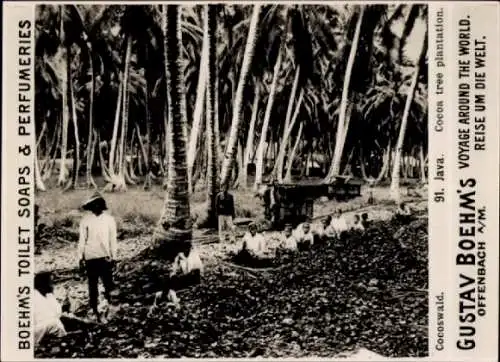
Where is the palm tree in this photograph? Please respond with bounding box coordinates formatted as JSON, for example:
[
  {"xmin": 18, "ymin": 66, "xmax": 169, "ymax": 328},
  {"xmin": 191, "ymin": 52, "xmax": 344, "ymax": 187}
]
[
  {"xmin": 390, "ymin": 6, "xmax": 428, "ymax": 201},
  {"xmin": 324, "ymin": 5, "xmax": 365, "ymax": 182},
  {"xmin": 219, "ymin": 4, "xmax": 261, "ymax": 189},
  {"xmin": 155, "ymin": 5, "xmax": 192, "ymax": 258},
  {"xmin": 324, "ymin": 5, "xmax": 389, "ymax": 183}
]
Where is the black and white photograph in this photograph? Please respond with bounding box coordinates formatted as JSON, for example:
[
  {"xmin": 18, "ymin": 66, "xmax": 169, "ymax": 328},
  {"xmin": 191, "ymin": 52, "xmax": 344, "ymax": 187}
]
[{"xmin": 32, "ymin": 3, "xmax": 429, "ymax": 358}]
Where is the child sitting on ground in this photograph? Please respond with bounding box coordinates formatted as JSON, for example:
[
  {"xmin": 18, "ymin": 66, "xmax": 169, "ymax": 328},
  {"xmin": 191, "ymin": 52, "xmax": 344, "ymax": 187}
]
[{"xmin": 294, "ymin": 219, "xmax": 315, "ymax": 251}]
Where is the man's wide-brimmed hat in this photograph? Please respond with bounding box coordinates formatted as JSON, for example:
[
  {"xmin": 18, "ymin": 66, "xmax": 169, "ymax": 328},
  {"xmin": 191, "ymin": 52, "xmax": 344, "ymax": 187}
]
[{"xmin": 81, "ymin": 191, "xmax": 105, "ymax": 208}]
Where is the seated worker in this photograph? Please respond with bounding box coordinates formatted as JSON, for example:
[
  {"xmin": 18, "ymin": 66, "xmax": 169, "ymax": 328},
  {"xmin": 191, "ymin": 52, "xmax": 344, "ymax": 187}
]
[
  {"xmin": 330, "ymin": 210, "xmax": 349, "ymax": 238},
  {"xmin": 361, "ymin": 212, "xmax": 370, "ymax": 229},
  {"xmin": 234, "ymin": 223, "xmax": 272, "ymax": 267},
  {"xmin": 351, "ymin": 214, "xmax": 365, "ymax": 232},
  {"xmin": 396, "ymin": 202, "xmax": 412, "ymax": 216},
  {"xmin": 242, "ymin": 223, "xmax": 267, "ymax": 257},
  {"xmin": 293, "ymin": 219, "xmax": 315, "ymax": 251},
  {"xmin": 314, "ymin": 216, "xmax": 336, "ymax": 245},
  {"xmin": 279, "ymin": 224, "xmax": 298, "ymax": 251},
  {"xmin": 34, "ymin": 272, "xmax": 67, "ymax": 347}
]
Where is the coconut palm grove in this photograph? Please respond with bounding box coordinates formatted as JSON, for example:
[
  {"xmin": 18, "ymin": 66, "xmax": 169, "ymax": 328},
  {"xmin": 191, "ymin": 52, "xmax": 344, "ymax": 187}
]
[{"xmin": 35, "ymin": 3, "xmax": 429, "ymax": 358}]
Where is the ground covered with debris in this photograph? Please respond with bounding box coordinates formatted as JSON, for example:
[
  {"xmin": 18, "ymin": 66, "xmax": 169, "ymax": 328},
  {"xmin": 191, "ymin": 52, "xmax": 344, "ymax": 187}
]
[{"xmin": 36, "ymin": 212, "xmax": 428, "ymax": 358}]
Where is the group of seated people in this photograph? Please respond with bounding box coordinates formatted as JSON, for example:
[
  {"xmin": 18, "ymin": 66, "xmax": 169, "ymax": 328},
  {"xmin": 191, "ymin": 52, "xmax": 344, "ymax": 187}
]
[{"xmin": 235, "ymin": 210, "xmax": 370, "ymax": 263}]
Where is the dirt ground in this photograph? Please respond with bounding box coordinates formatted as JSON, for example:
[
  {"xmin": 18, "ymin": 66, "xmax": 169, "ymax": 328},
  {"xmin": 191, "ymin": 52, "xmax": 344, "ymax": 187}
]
[{"xmin": 35, "ymin": 183, "xmax": 428, "ymax": 358}]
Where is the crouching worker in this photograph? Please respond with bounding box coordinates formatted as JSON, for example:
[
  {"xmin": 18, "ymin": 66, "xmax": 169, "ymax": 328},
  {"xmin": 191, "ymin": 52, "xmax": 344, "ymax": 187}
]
[
  {"xmin": 294, "ymin": 219, "xmax": 315, "ymax": 251},
  {"xmin": 34, "ymin": 272, "xmax": 67, "ymax": 347},
  {"xmin": 78, "ymin": 192, "xmax": 117, "ymax": 323},
  {"xmin": 314, "ymin": 216, "xmax": 336, "ymax": 246},
  {"xmin": 169, "ymin": 243, "xmax": 204, "ymax": 290},
  {"xmin": 148, "ymin": 244, "xmax": 203, "ymax": 315}
]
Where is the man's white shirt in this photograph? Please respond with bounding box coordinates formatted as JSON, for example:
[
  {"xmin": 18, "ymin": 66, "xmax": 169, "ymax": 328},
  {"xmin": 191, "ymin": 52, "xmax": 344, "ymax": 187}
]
[{"xmin": 78, "ymin": 212, "xmax": 117, "ymax": 261}]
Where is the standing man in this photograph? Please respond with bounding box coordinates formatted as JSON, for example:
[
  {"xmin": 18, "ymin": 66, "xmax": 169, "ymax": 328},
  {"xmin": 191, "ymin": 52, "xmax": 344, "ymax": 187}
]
[
  {"xmin": 216, "ymin": 185, "xmax": 236, "ymax": 242},
  {"xmin": 78, "ymin": 192, "xmax": 117, "ymax": 323}
]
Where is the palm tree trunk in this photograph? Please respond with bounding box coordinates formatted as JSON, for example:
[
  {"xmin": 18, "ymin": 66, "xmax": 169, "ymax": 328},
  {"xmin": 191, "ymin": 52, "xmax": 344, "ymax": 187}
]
[
  {"xmin": 254, "ymin": 50, "xmax": 282, "ymax": 189},
  {"xmin": 214, "ymin": 64, "xmax": 221, "ymax": 171},
  {"xmin": 390, "ymin": 31, "xmax": 427, "ymax": 202},
  {"xmin": 34, "ymin": 137, "xmax": 46, "ymax": 191},
  {"xmin": 275, "ymin": 88, "xmax": 304, "ymax": 182},
  {"xmin": 108, "ymin": 76, "xmax": 123, "ymax": 176},
  {"xmin": 198, "ymin": 5, "xmax": 218, "ymax": 228},
  {"xmin": 284, "ymin": 66, "xmax": 300, "ymax": 134},
  {"xmin": 241, "ymin": 82, "xmax": 260, "ymax": 189},
  {"xmin": 57, "ymin": 8, "xmax": 69, "ymax": 187},
  {"xmin": 284, "ymin": 122, "xmax": 304, "ymax": 182},
  {"xmin": 187, "ymin": 17, "xmax": 209, "ymax": 193},
  {"xmin": 85, "ymin": 56, "xmax": 96, "ymax": 188},
  {"xmin": 219, "ymin": 5, "xmax": 261, "ymax": 189},
  {"xmin": 325, "ymin": 6, "xmax": 364, "ymax": 181},
  {"xmin": 119, "ymin": 56, "xmax": 131, "ymax": 178},
  {"xmin": 155, "ymin": 5, "xmax": 192, "ymax": 258},
  {"xmin": 143, "ymin": 46, "xmax": 154, "ymax": 190},
  {"xmin": 419, "ymin": 144, "xmax": 426, "ymax": 183},
  {"xmin": 98, "ymin": 135, "xmax": 111, "ymax": 179},
  {"xmin": 66, "ymin": 76, "xmax": 80, "ymax": 190}
]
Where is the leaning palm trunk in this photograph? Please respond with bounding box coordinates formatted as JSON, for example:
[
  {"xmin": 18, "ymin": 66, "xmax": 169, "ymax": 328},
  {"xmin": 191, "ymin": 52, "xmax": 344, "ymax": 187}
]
[
  {"xmin": 283, "ymin": 66, "xmax": 300, "ymax": 136},
  {"xmin": 271, "ymin": 66, "xmax": 300, "ymax": 178},
  {"xmin": 187, "ymin": 18, "xmax": 209, "ymax": 193},
  {"xmin": 390, "ymin": 31, "xmax": 427, "ymax": 202},
  {"xmin": 284, "ymin": 122, "xmax": 304, "ymax": 182},
  {"xmin": 198, "ymin": 6, "xmax": 218, "ymax": 228},
  {"xmin": 219, "ymin": 5, "xmax": 261, "ymax": 189},
  {"xmin": 275, "ymin": 88, "xmax": 304, "ymax": 182},
  {"xmin": 325, "ymin": 6, "xmax": 364, "ymax": 182},
  {"xmin": 241, "ymin": 82, "xmax": 260, "ymax": 189},
  {"xmin": 155, "ymin": 5, "xmax": 192, "ymax": 258},
  {"xmin": 65, "ymin": 78, "xmax": 80, "ymax": 190},
  {"xmin": 254, "ymin": 50, "xmax": 282, "ymax": 189}
]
